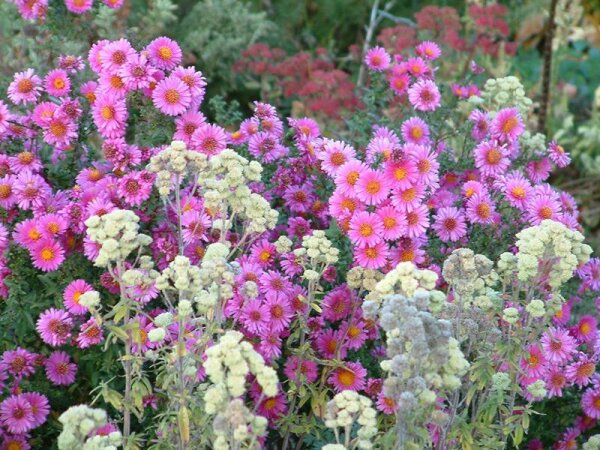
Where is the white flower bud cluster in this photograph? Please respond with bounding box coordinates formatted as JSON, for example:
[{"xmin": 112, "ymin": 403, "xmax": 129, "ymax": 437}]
[
  {"xmin": 203, "ymin": 331, "xmax": 278, "ymax": 415},
  {"xmin": 346, "ymin": 267, "xmax": 384, "ymax": 292},
  {"xmin": 526, "ymin": 380, "xmax": 547, "ymax": 399},
  {"xmin": 519, "ymin": 131, "xmax": 547, "ymax": 157},
  {"xmin": 515, "ymin": 220, "xmax": 592, "ymax": 289},
  {"xmin": 202, "ymin": 149, "xmax": 278, "ymax": 234},
  {"xmin": 474, "ymin": 76, "xmax": 533, "ymax": 116},
  {"xmin": 293, "ymin": 230, "xmax": 339, "ymax": 280},
  {"xmin": 583, "ymin": 435, "xmax": 600, "ymax": 450},
  {"xmin": 323, "ymin": 391, "xmax": 377, "ymax": 450},
  {"xmin": 442, "ymin": 249, "xmax": 497, "ymax": 309},
  {"xmin": 85, "ymin": 210, "xmax": 152, "ymax": 268},
  {"xmin": 147, "ymin": 140, "xmax": 208, "ymax": 196},
  {"xmin": 57, "ymin": 405, "xmax": 122, "ymax": 450},
  {"xmin": 274, "ymin": 235, "xmax": 293, "ymax": 254},
  {"xmin": 155, "ymin": 255, "xmax": 202, "ymax": 300},
  {"xmin": 212, "ymin": 398, "xmax": 268, "ymax": 450},
  {"xmin": 79, "ymin": 290, "xmax": 101, "ymax": 310}
]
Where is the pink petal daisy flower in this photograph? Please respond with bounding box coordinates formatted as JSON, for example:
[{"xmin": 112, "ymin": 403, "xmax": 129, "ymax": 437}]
[
  {"xmin": 415, "ymin": 41, "xmax": 442, "ymax": 60},
  {"xmin": 329, "ymin": 189, "xmax": 363, "ymax": 221},
  {"xmin": 259, "ymin": 270, "xmax": 292, "ymax": 302},
  {"xmin": 355, "ymin": 169, "xmax": 389, "ymax": 205},
  {"xmin": 318, "ymin": 140, "xmax": 356, "ymax": 175},
  {"xmin": 405, "ymin": 57, "xmax": 429, "ymax": 78},
  {"xmin": 119, "ymin": 53, "xmax": 157, "ymax": 90},
  {"xmin": 36, "ymin": 308, "xmax": 72, "ymax": 347},
  {"xmin": 145, "ymin": 37, "xmax": 182, "ymax": 70},
  {"xmin": 99, "ymin": 38, "xmax": 136, "ymax": 73},
  {"xmin": 152, "ymin": 76, "xmax": 192, "ymax": 116},
  {"xmin": 433, "ymin": 207, "xmax": 467, "ymax": 242},
  {"xmin": 328, "ymin": 362, "xmax": 367, "ymax": 392},
  {"xmin": 103, "ymin": 0, "xmax": 126, "ymax": 8},
  {"xmin": 553, "ymin": 301, "xmax": 572, "ymax": 326},
  {"xmin": 355, "ymin": 242, "xmax": 389, "ymax": 269},
  {"xmin": 348, "ymin": 211, "xmax": 384, "ymax": 247},
  {"xmin": 174, "ymin": 110, "xmax": 206, "ymax": 144},
  {"xmin": 315, "ymin": 329, "xmax": 348, "ymax": 360},
  {"xmin": 76, "ymin": 318, "xmax": 104, "ymax": 348},
  {"xmin": 13, "ymin": 218, "xmax": 44, "ymax": 248},
  {"xmin": 341, "ymin": 319, "xmax": 368, "ymax": 350},
  {"xmin": 42, "ymin": 114, "xmax": 78, "ymax": 147},
  {"xmin": 526, "ymin": 158, "xmax": 552, "ymax": 183},
  {"xmin": 582, "ymin": 388, "xmax": 600, "ymax": 419},
  {"xmin": 377, "ymin": 205, "xmax": 407, "ymax": 241},
  {"xmin": 401, "ymin": 116, "xmax": 430, "ymax": 145},
  {"xmin": 8, "ymin": 69, "xmax": 42, "ymax": 105},
  {"xmin": 335, "ymin": 160, "xmax": 368, "ymax": 195},
  {"xmin": 389, "ymin": 72, "xmax": 410, "ymax": 95},
  {"xmin": 65, "ymin": 0, "xmax": 93, "ymax": 14},
  {"xmin": 1, "ymin": 348, "xmax": 37, "ymax": 378},
  {"xmin": 14, "ymin": 172, "xmax": 51, "ymax": 210},
  {"xmin": 31, "ymin": 239, "xmax": 65, "ymax": 272},
  {"xmin": 39, "ymin": 213, "xmax": 68, "ymax": 239},
  {"xmin": 118, "ymin": 171, "xmax": 153, "ymax": 207},
  {"xmin": 98, "ymin": 71, "xmax": 129, "ymax": 98},
  {"xmin": 548, "ymin": 140, "xmax": 571, "ymax": 168},
  {"xmin": 566, "ymin": 356, "xmax": 596, "ymax": 387},
  {"xmin": 526, "ymin": 191, "xmax": 561, "ymax": 225},
  {"xmin": 0, "ymin": 100, "xmax": 14, "ymax": 136},
  {"xmin": 376, "ymin": 392, "xmax": 398, "ymax": 414},
  {"xmin": 1, "ymin": 433, "xmax": 31, "ymax": 450},
  {"xmin": 264, "ymin": 297, "xmax": 293, "ymax": 333},
  {"xmin": 22, "ymin": 392, "xmax": 49, "ymax": 427},
  {"xmin": 250, "ymin": 240, "xmax": 277, "ymax": 267},
  {"xmin": 81, "ymin": 80, "xmax": 99, "ymax": 104},
  {"xmin": 491, "ymin": 107, "xmax": 524, "ymax": 141},
  {"xmin": 462, "ymin": 180, "xmax": 484, "ymax": 200},
  {"xmin": 501, "ymin": 171, "xmax": 532, "ymax": 209},
  {"xmin": 241, "ymin": 298, "xmax": 271, "ymax": 335},
  {"xmin": 92, "ymin": 93, "xmax": 128, "ymax": 138},
  {"xmin": 88, "ymin": 39, "xmax": 110, "ymax": 73},
  {"xmin": 519, "ymin": 344, "xmax": 547, "ymax": 379},
  {"xmin": 407, "ymin": 144, "xmax": 440, "ymax": 187},
  {"xmin": 364, "ymin": 46, "xmax": 391, "ymax": 71},
  {"xmin": 572, "ymin": 315, "xmax": 597, "ymax": 343},
  {"xmin": 391, "ymin": 184, "xmax": 426, "ymax": 212},
  {"xmin": 384, "ymin": 157, "xmax": 418, "ymax": 190},
  {"xmin": 284, "ymin": 356, "xmax": 318, "ymax": 384},
  {"xmin": 256, "ymin": 392, "xmax": 288, "ymax": 422},
  {"xmin": 44, "ymin": 69, "xmax": 70, "ymax": 97},
  {"xmin": 11, "ymin": 150, "xmax": 42, "ymax": 173},
  {"xmin": 321, "ymin": 285, "xmax": 354, "ymax": 322},
  {"xmin": 469, "ymin": 110, "xmax": 490, "ymax": 141},
  {"xmin": 172, "ymin": 66, "xmax": 207, "ymax": 101},
  {"xmin": 466, "ymin": 193, "xmax": 496, "ymax": 225},
  {"xmin": 545, "ymin": 365, "xmax": 568, "ymax": 397},
  {"xmin": 247, "ymin": 131, "xmax": 287, "ymax": 163},
  {"xmin": 474, "ymin": 140, "xmax": 509, "ymax": 177},
  {"xmin": 283, "ymin": 184, "xmax": 314, "ymax": 213},
  {"xmin": 63, "ymin": 279, "xmax": 94, "ymax": 315},
  {"xmin": 44, "ymin": 351, "xmax": 76, "ymax": 385},
  {"xmin": 541, "ymin": 328, "xmax": 576, "ymax": 364},
  {"xmin": 404, "ymin": 204, "xmax": 429, "ymax": 238},
  {"xmin": 191, "ymin": 123, "xmax": 228, "ymax": 156},
  {"xmin": 181, "ymin": 210, "xmax": 211, "ymax": 244},
  {"xmin": 580, "ymin": 258, "xmax": 600, "ymax": 292},
  {"xmin": 288, "ymin": 117, "xmax": 320, "ymax": 141},
  {"xmin": 366, "ymin": 136, "xmax": 398, "ymax": 163},
  {"xmin": 0, "ymin": 395, "xmax": 35, "ymax": 434},
  {"xmin": 408, "ymin": 79, "xmax": 441, "ymax": 111}
]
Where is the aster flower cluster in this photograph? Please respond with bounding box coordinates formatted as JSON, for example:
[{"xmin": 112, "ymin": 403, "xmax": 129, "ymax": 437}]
[
  {"xmin": 57, "ymin": 405, "xmax": 121, "ymax": 450},
  {"xmin": 322, "ymin": 391, "xmax": 378, "ymax": 450},
  {"xmin": 8, "ymin": 0, "xmax": 124, "ymax": 21}
]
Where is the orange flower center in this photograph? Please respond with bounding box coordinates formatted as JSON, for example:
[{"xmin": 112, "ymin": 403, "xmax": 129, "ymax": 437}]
[
  {"xmin": 0, "ymin": 184, "xmax": 11, "ymax": 199},
  {"xmin": 359, "ymin": 223, "xmax": 373, "ymax": 237},
  {"xmin": 476, "ymin": 203, "xmax": 490, "ymax": 219},
  {"xmin": 18, "ymin": 151, "xmax": 34, "ymax": 164},
  {"xmin": 365, "ymin": 180, "xmax": 381, "ymax": 195},
  {"xmin": 383, "ymin": 216, "xmax": 396, "ymax": 229},
  {"xmin": 330, "ymin": 152, "xmax": 346, "ymax": 166},
  {"xmin": 50, "ymin": 121, "xmax": 67, "ymax": 138},
  {"xmin": 165, "ymin": 89, "xmax": 180, "ymax": 104},
  {"xmin": 101, "ymin": 106, "xmax": 114, "ymax": 120},
  {"xmin": 158, "ymin": 46, "xmax": 173, "ymax": 60},
  {"xmin": 41, "ymin": 248, "xmax": 55, "ymax": 261},
  {"xmin": 539, "ymin": 206, "xmax": 553, "ymax": 219},
  {"xmin": 486, "ymin": 148, "xmax": 502, "ymax": 165},
  {"xmin": 337, "ymin": 368, "xmax": 356, "ymax": 386},
  {"xmin": 17, "ymin": 78, "xmax": 33, "ymax": 93},
  {"xmin": 501, "ymin": 116, "xmax": 518, "ymax": 134}
]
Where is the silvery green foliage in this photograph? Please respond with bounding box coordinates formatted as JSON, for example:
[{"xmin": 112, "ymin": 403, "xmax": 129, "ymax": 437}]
[{"xmin": 177, "ymin": 0, "xmax": 274, "ymax": 83}]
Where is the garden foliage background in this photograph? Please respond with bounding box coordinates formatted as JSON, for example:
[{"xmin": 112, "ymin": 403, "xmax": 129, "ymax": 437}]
[{"xmin": 0, "ymin": 0, "xmax": 599, "ymax": 449}]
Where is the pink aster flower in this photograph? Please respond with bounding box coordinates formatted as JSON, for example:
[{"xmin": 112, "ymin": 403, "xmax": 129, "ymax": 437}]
[
  {"xmin": 181, "ymin": 210, "xmax": 211, "ymax": 244},
  {"xmin": 401, "ymin": 117, "xmax": 430, "ymax": 145},
  {"xmin": 355, "ymin": 242, "xmax": 389, "ymax": 269},
  {"xmin": 99, "ymin": 39, "xmax": 136, "ymax": 73},
  {"xmin": 259, "ymin": 270, "xmax": 291, "ymax": 302},
  {"xmin": 1, "ymin": 348, "xmax": 37, "ymax": 378},
  {"xmin": 404, "ymin": 204, "xmax": 429, "ymax": 238},
  {"xmin": 0, "ymin": 100, "xmax": 14, "ymax": 136},
  {"xmin": 405, "ymin": 57, "xmax": 429, "ymax": 77},
  {"xmin": 0, "ymin": 395, "xmax": 35, "ymax": 434},
  {"xmin": 491, "ymin": 107, "xmax": 524, "ymax": 141},
  {"xmin": 44, "ymin": 351, "xmax": 76, "ymax": 385},
  {"xmin": 146, "ymin": 37, "xmax": 182, "ymax": 70},
  {"xmin": 65, "ymin": 0, "xmax": 93, "ymax": 13},
  {"xmin": 251, "ymin": 240, "xmax": 277, "ymax": 267},
  {"xmin": 257, "ymin": 392, "xmax": 287, "ymax": 422},
  {"xmin": 22, "ymin": 392, "xmax": 49, "ymax": 427},
  {"xmin": 118, "ymin": 53, "xmax": 157, "ymax": 90},
  {"xmin": 264, "ymin": 297, "xmax": 293, "ymax": 333},
  {"xmin": 541, "ymin": 328, "xmax": 576, "ymax": 364},
  {"xmin": 408, "ymin": 79, "xmax": 441, "ymax": 111},
  {"xmin": 31, "ymin": 239, "xmax": 65, "ymax": 272},
  {"xmin": 329, "ymin": 362, "xmax": 367, "ymax": 392},
  {"xmin": 572, "ymin": 315, "xmax": 597, "ymax": 343},
  {"xmin": 469, "ymin": 110, "xmax": 490, "ymax": 142},
  {"xmin": 582, "ymin": 388, "xmax": 600, "ymax": 419},
  {"xmin": 318, "ymin": 140, "xmax": 356, "ymax": 175},
  {"xmin": 365, "ymin": 46, "xmax": 391, "ymax": 71},
  {"xmin": 1, "ymin": 433, "xmax": 31, "ymax": 450},
  {"xmin": 566, "ymin": 355, "xmax": 596, "ymax": 387},
  {"xmin": 377, "ymin": 205, "xmax": 406, "ymax": 241},
  {"xmin": 321, "ymin": 285, "xmax": 354, "ymax": 322},
  {"xmin": 520, "ymin": 344, "xmax": 547, "ymax": 379},
  {"xmin": 389, "ymin": 72, "xmax": 410, "ymax": 95},
  {"xmin": 341, "ymin": 320, "xmax": 368, "ymax": 350},
  {"xmin": 548, "ymin": 140, "xmax": 571, "ymax": 168},
  {"xmin": 433, "ymin": 207, "xmax": 467, "ymax": 242},
  {"xmin": 284, "ymin": 356, "xmax": 318, "ymax": 384},
  {"xmin": 118, "ymin": 171, "xmax": 153, "ymax": 206},
  {"xmin": 526, "ymin": 191, "xmax": 561, "ymax": 225},
  {"xmin": 42, "ymin": 113, "xmax": 78, "ymax": 148},
  {"xmin": 152, "ymin": 76, "xmax": 192, "ymax": 116},
  {"xmin": 501, "ymin": 171, "xmax": 532, "ymax": 209},
  {"xmin": 384, "ymin": 157, "xmax": 418, "ymax": 190},
  {"xmin": 366, "ymin": 136, "xmax": 399, "ymax": 163},
  {"xmin": 355, "ymin": 169, "xmax": 389, "ymax": 205},
  {"xmin": 39, "ymin": 213, "xmax": 68, "ymax": 240},
  {"xmin": 408, "ymin": 144, "xmax": 439, "ymax": 187},
  {"xmin": 376, "ymin": 392, "xmax": 398, "ymax": 414},
  {"xmin": 63, "ymin": 279, "xmax": 94, "ymax": 315},
  {"xmin": 174, "ymin": 110, "xmax": 206, "ymax": 144},
  {"xmin": 315, "ymin": 329, "xmax": 348, "ymax": 360},
  {"xmin": 526, "ymin": 158, "xmax": 552, "ymax": 183},
  {"xmin": 8, "ymin": 69, "xmax": 42, "ymax": 104},
  {"xmin": 335, "ymin": 160, "xmax": 367, "ymax": 195},
  {"xmin": 11, "ymin": 150, "xmax": 42, "ymax": 173},
  {"xmin": 36, "ymin": 308, "xmax": 72, "ymax": 347},
  {"xmin": 81, "ymin": 80, "xmax": 99, "ymax": 104},
  {"xmin": 172, "ymin": 66, "xmax": 206, "ymax": 101},
  {"xmin": 14, "ymin": 172, "xmax": 51, "ymax": 210},
  {"xmin": 44, "ymin": 69, "xmax": 70, "ymax": 97},
  {"xmin": 415, "ymin": 41, "xmax": 442, "ymax": 60},
  {"xmin": 580, "ymin": 258, "xmax": 600, "ymax": 292},
  {"xmin": 241, "ymin": 298, "xmax": 271, "ymax": 335},
  {"xmin": 545, "ymin": 365, "xmax": 568, "ymax": 397},
  {"xmin": 247, "ymin": 131, "xmax": 287, "ymax": 163},
  {"xmin": 391, "ymin": 185, "xmax": 426, "ymax": 212},
  {"xmin": 92, "ymin": 93, "xmax": 127, "ymax": 138},
  {"xmin": 191, "ymin": 123, "xmax": 228, "ymax": 156},
  {"xmin": 349, "ymin": 211, "xmax": 384, "ymax": 247},
  {"xmin": 76, "ymin": 318, "xmax": 104, "ymax": 349},
  {"xmin": 466, "ymin": 193, "xmax": 496, "ymax": 225},
  {"xmin": 474, "ymin": 140, "xmax": 509, "ymax": 177}
]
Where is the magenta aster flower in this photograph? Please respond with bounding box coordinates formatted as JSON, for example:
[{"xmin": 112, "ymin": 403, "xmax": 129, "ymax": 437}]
[
  {"xmin": 582, "ymin": 388, "xmax": 600, "ymax": 419},
  {"xmin": 284, "ymin": 356, "xmax": 318, "ymax": 384},
  {"xmin": 315, "ymin": 329, "xmax": 347, "ymax": 360},
  {"xmin": 348, "ymin": 211, "xmax": 384, "ymax": 247},
  {"xmin": 65, "ymin": 0, "xmax": 93, "ymax": 14},
  {"xmin": 407, "ymin": 79, "xmax": 441, "ymax": 111},
  {"xmin": 63, "ymin": 279, "xmax": 94, "ymax": 315},
  {"xmin": 541, "ymin": 328, "xmax": 576, "ymax": 364},
  {"xmin": 146, "ymin": 37, "xmax": 182, "ymax": 70},
  {"xmin": 259, "ymin": 270, "xmax": 291, "ymax": 302},
  {"xmin": 76, "ymin": 318, "xmax": 104, "ymax": 349},
  {"xmin": 405, "ymin": 57, "xmax": 429, "ymax": 77},
  {"xmin": 99, "ymin": 38, "xmax": 136, "ymax": 73},
  {"xmin": 14, "ymin": 172, "xmax": 51, "ymax": 210},
  {"xmin": 0, "ymin": 395, "xmax": 35, "ymax": 434},
  {"xmin": 415, "ymin": 41, "xmax": 442, "ymax": 60},
  {"xmin": 545, "ymin": 365, "xmax": 568, "ymax": 398},
  {"xmin": 566, "ymin": 356, "xmax": 596, "ymax": 387},
  {"xmin": 401, "ymin": 117, "xmax": 430, "ymax": 145},
  {"xmin": 92, "ymin": 93, "xmax": 127, "ymax": 138},
  {"xmin": 501, "ymin": 171, "xmax": 532, "ymax": 209},
  {"xmin": 519, "ymin": 344, "xmax": 547, "ymax": 379},
  {"xmin": 264, "ymin": 297, "xmax": 293, "ymax": 333},
  {"xmin": 174, "ymin": 110, "xmax": 206, "ymax": 144},
  {"xmin": 240, "ymin": 298, "xmax": 271, "ymax": 335},
  {"xmin": 191, "ymin": 123, "xmax": 228, "ymax": 156},
  {"xmin": 118, "ymin": 171, "xmax": 153, "ymax": 207},
  {"xmin": 172, "ymin": 66, "xmax": 207, "ymax": 100},
  {"xmin": 8, "ymin": 69, "xmax": 42, "ymax": 104},
  {"xmin": 0, "ymin": 176, "xmax": 16, "ymax": 209},
  {"xmin": 548, "ymin": 140, "xmax": 571, "ymax": 168},
  {"xmin": 42, "ymin": 114, "xmax": 78, "ymax": 148},
  {"xmin": 526, "ymin": 191, "xmax": 561, "ymax": 225},
  {"xmin": 355, "ymin": 169, "xmax": 389, "ymax": 205},
  {"xmin": 335, "ymin": 160, "xmax": 367, "ymax": 195},
  {"xmin": 119, "ymin": 54, "xmax": 157, "ymax": 90},
  {"xmin": 408, "ymin": 144, "xmax": 439, "ymax": 187},
  {"xmin": 466, "ymin": 193, "xmax": 496, "ymax": 225},
  {"xmin": 44, "ymin": 69, "xmax": 70, "ymax": 97},
  {"xmin": 1, "ymin": 348, "xmax": 37, "ymax": 378},
  {"xmin": 377, "ymin": 205, "xmax": 406, "ymax": 241},
  {"xmin": 391, "ymin": 185, "xmax": 426, "ymax": 212},
  {"xmin": 572, "ymin": 315, "xmax": 597, "ymax": 343},
  {"xmin": 404, "ymin": 204, "xmax": 429, "ymax": 238},
  {"xmin": 247, "ymin": 131, "xmax": 287, "ymax": 163},
  {"xmin": 98, "ymin": 71, "xmax": 129, "ymax": 98},
  {"xmin": 0, "ymin": 100, "xmax": 14, "ymax": 136},
  {"xmin": 181, "ymin": 210, "xmax": 211, "ymax": 244},
  {"xmin": 31, "ymin": 239, "xmax": 65, "ymax": 272},
  {"xmin": 364, "ymin": 46, "xmax": 391, "ymax": 71},
  {"xmin": 36, "ymin": 308, "xmax": 72, "ymax": 347},
  {"xmin": 22, "ymin": 392, "xmax": 49, "ymax": 427},
  {"xmin": 384, "ymin": 158, "xmax": 418, "ymax": 190},
  {"xmin": 152, "ymin": 76, "xmax": 192, "ymax": 116},
  {"xmin": 321, "ymin": 285, "xmax": 354, "ymax": 322},
  {"xmin": 526, "ymin": 158, "xmax": 552, "ymax": 183},
  {"xmin": 1, "ymin": 433, "xmax": 31, "ymax": 450},
  {"xmin": 341, "ymin": 320, "xmax": 368, "ymax": 350},
  {"xmin": 580, "ymin": 258, "xmax": 600, "ymax": 292},
  {"xmin": 433, "ymin": 207, "xmax": 467, "ymax": 242},
  {"xmin": 474, "ymin": 140, "xmax": 509, "ymax": 177},
  {"xmin": 44, "ymin": 351, "xmax": 76, "ymax": 385},
  {"xmin": 376, "ymin": 392, "xmax": 398, "ymax": 414},
  {"xmin": 355, "ymin": 242, "xmax": 389, "ymax": 269},
  {"xmin": 491, "ymin": 107, "xmax": 524, "ymax": 141},
  {"xmin": 329, "ymin": 362, "xmax": 367, "ymax": 392},
  {"xmin": 318, "ymin": 140, "xmax": 356, "ymax": 175},
  {"xmin": 469, "ymin": 110, "xmax": 490, "ymax": 142}
]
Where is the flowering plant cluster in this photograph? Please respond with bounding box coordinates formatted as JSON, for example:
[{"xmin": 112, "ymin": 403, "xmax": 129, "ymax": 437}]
[
  {"xmin": 0, "ymin": 22, "xmax": 598, "ymax": 450},
  {"xmin": 7, "ymin": 0, "xmax": 124, "ymax": 20}
]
